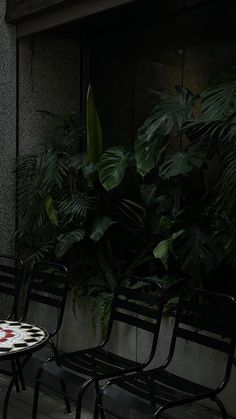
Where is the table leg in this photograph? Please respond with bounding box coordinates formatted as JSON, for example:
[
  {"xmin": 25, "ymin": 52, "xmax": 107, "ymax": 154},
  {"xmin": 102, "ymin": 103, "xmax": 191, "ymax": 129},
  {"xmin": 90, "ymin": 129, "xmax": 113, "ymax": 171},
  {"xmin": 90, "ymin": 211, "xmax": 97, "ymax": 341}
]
[{"xmin": 3, "ymin": 354, "xmax": 32, "ymax": 419}]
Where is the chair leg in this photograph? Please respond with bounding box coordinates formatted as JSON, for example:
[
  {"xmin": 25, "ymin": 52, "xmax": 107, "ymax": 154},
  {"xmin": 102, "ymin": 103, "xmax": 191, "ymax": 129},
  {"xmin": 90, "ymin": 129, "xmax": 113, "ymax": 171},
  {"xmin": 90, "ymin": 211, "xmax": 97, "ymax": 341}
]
[
  {"xmin": 213, "ymin": 396, "xmax": 228, "ymax": 419},
  {"xmin": 48, "ymin": 339, "xmax": 71, "ymax": 413},
  {"xmin": 75, "ymin": 379, "xmax": 95, "ymax": 419},
  {"xmin": 75, "ymin": 394, "xmax": 83, "ymax": 419},
  {"xmin": 78, "ymin": 398, "xmax": 106, "ymax": 419},
  {"xmin": 94, "ymin": 398, "xmax": 100, "ymax": 419},
  {"xmin": 59, "ymin": 378, "xmax": 72, "ymax": 413},
  {"xmin": 94, "ymin": 392, "xmax": 106, "ymax": 419},
  {"xmin": 94, "ymin": 381, "xmax": 106, "ymax": 419}
]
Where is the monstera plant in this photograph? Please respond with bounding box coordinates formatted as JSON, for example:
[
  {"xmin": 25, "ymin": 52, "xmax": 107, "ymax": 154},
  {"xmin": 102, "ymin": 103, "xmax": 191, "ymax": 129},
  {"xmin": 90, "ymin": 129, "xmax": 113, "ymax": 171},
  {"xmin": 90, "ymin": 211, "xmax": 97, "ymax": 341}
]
[{"xmin": 98, "ymin": 73, "xmax": 236, "ymax": 299}]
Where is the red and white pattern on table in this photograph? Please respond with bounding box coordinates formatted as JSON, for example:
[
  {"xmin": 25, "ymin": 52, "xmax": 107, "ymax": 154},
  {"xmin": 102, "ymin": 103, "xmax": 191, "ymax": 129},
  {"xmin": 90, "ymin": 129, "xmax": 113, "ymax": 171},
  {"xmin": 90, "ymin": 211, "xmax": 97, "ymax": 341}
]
[{"xmin": 0, "ymin": 320, "xmax": 46, "ymax": 354}]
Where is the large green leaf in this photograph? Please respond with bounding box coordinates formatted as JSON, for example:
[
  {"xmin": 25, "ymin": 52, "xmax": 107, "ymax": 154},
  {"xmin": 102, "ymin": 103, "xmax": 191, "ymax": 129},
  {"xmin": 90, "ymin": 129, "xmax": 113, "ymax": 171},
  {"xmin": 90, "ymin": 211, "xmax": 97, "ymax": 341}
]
[
  {"xmin": 86, "ymin": 84, "xmax": 103, "ymax": 164},
  {"xmin": 159, "ymin": 149, "xmax": 205, "ymax": 179},
  {"xmin": 153, "ymin": 239, "xmax": 170, "ymax": 269},
  {"xmin": 201, "ymin": 73, "xmax": 236, "ymax": 119},
  {"xmin": 134, "ymin": 136, "xmax": 166, "ymax": 176},
  {"xmin": 55, "ymin": 229, "xmax": 85, "ymax": 258},
  {"xmin": 140, "ymin": 86, "xmax": 197, "ymax": 136},
  {"xmin": 139, "ymin": 115, "xmax": 173, "ymax": 142},
  {"xmin": 134, "ymin": 86, "xmax": 197, "ymax": 177},
  {"xmin": 90, "ymin": 216, "xmax": 116, "ymax": 242},
  {"xmin": 99, "ymin": 146, "xmax": 129, "ymax": 190},
  {"xmin": 153, "ymin": 230, "xmax": 183, "ymax": 269},
  {"xmin": 45, "ymin": 195, "xmax": 58, "ymax": 226},
  {"xmin": 173, "ymin": 227, "xmax": 224, "ymax": 276}
]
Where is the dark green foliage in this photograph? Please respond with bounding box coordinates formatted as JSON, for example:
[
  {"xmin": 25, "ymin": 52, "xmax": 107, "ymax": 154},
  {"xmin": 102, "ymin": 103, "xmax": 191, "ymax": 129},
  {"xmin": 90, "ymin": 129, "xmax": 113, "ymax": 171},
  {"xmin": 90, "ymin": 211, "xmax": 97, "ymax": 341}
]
[
  {"xmin": 16, "ymin": 75, "xmax": 236, "ymax": 332},
  {"xmin": 16, "ymin": 110, "xmax": 152, "ymax": 331},
  {"xmin": 98, "ymin": 77, "xmax": 236, "ymax": 297}
]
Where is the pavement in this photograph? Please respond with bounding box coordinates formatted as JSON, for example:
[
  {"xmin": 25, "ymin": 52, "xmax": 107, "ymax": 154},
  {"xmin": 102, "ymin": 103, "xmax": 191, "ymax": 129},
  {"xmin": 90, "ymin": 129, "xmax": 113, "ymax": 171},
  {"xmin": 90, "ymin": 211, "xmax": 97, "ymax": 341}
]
[
  {"xmin": 0, "ymin": 375, "xmax": 72, "ymax": 418},
  {"xmin": 0, "ymin": 374, "xmax": 224, "ymax": 419}
]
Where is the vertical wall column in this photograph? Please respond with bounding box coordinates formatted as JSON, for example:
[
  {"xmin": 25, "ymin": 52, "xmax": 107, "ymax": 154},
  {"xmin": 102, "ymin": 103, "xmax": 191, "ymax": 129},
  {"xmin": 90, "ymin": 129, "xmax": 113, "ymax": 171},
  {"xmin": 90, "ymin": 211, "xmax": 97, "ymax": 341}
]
[{"xmin": 0, "ymin": 0, "xmax": 17, "ymax": 253}]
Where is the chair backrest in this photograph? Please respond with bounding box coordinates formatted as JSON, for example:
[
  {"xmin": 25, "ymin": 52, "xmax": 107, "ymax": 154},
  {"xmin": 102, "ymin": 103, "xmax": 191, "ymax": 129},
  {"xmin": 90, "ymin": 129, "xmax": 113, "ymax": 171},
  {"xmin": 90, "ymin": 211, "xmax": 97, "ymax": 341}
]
[
  {"xmin": 105, "ymin": 273, "xmax": 165, "ymax": 367},
  {"xmin": 167, "ymin": 288, "xmax": 236, "ymax": 390},
  {"xmin": 22, "ymin": 261, "xmax": 68, "ymax": 338},
  {"xmin": 0, "ymin": 254, "xmax": 23, "ymax": 320}
]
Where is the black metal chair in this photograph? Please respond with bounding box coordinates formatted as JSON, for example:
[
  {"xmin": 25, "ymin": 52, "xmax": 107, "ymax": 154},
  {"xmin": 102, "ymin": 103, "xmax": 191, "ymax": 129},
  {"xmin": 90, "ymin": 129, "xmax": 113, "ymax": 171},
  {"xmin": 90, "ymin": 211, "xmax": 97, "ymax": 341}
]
[
  {"xmin": 95, "ymin": 288, "xmax": 236, "ymax": 419},
  {"xmin": 31, "ymin": 274, "xmax": 165, "ymax": 419},
  {"xmin": 0, "ymin": 254, "xmax": 23, "ymax": 391},
  {"xmin": 0, "ymin": 254, "xmax": 23, "ymax": 320},
  {"xmin": 17, "ymin": 261, "xmax": 70, "ymax": 404},
  {"xmin": 21, "ymin": 261, "xmax": 69, "ymax": 347}
]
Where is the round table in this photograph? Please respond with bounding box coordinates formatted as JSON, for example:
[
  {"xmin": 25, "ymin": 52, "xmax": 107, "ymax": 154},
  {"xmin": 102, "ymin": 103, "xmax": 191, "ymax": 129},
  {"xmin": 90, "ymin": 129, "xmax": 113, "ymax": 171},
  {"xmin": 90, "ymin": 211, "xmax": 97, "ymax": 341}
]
[
  {"xmin": 0, "ymin": 320, "xmax": 49, "ymax": 418},
  {"xmin": 0, "ymin": 320, "xmax": 49, "ymax": 359}
]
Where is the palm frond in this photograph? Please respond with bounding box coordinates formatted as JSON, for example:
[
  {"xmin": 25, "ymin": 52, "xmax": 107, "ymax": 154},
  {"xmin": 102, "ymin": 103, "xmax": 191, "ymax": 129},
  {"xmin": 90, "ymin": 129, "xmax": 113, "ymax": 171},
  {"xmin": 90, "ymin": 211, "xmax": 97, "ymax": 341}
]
[
  {"xmin": 217, "ymin": 145, "xmax": 236, "ymax": 213},
  {"xmin": 16, "ymin": 154, "xmax": 46, "ymax": 220},
  {"xmin": 39, "ymin": 110, "xmax": 83, "ymax": 152},
  {"xmin": 159, "ymin": 149, "xmax": 205, "ymax": 179},
  {"xmin": 201, "ymin": 73, "xmax": 236, "ymax": 119},
  {"xmin": 59, "ymin": 193, "xmax": 97, "ymax": 222},
  {"xmin": 40, "ymin": 150, "xmax": 68, "ymax": 191},
  {"xmin": 118, "ymin": 198, "xmax": 145, "ymax": 232},
  {"xmin": 67, "ymin": 154, "xmax": 84, "ymax": 174},
  {"xmin": 182, "ymin": 116, "xmax": 236, "ymax": 147}
]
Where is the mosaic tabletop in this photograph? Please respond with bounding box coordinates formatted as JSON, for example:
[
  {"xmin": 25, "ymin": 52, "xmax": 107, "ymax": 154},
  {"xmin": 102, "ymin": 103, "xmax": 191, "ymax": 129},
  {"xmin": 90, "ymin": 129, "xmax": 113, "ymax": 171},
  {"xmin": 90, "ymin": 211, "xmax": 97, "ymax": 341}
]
[{"xmin": 0, "ymin": 320, "xmax": 49, "ymax": 358}]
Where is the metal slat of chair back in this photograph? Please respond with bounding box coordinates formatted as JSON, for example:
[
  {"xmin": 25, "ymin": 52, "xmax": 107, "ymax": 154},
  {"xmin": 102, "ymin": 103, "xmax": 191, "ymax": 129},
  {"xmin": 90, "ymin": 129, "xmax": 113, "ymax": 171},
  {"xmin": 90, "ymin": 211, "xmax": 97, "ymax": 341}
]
[
  {"xmin": 23, "ymin": 261, "xmax": 68, "ymax": 338},
  {"xmin": 113, "ymin": 275, "xmax": 164, "ymax": 328},
  {"xmin": 31, "ymin": 263, "xmax": 67, "ymax": 306},
  {"xmin": 106, "ymin": 273, "xmax": 165, "ymax": 367},
  {"xmin": 0, "ymin": 254, "xmax": 23, "ymax": 320},
  {"xmin": 174, "ymin": 288, "xmax": 236, "ymax": 354}
]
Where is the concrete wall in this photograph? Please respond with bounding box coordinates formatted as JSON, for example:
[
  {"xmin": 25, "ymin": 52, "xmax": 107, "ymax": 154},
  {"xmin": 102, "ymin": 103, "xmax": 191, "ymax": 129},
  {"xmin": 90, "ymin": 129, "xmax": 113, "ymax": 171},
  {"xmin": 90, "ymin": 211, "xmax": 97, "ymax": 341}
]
[
  {"xmin": 0, "ymin": 0, "xmax": 16, "ymax": 253},
  {"xmin": 18, "ymin": 33, "xmax": 80, "ymax": 154}
]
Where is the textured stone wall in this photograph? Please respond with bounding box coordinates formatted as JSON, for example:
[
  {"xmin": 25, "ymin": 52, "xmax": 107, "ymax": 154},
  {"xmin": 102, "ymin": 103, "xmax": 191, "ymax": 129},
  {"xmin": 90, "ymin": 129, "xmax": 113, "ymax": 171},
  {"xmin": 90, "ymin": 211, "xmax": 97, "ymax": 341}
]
[
  {"xmin": 18, "ymin": 33, "xmax": 80, "ymax": 154},
  {"xmin": 0, "ymin": 0, "xmax": 16, "ymax": 253}
]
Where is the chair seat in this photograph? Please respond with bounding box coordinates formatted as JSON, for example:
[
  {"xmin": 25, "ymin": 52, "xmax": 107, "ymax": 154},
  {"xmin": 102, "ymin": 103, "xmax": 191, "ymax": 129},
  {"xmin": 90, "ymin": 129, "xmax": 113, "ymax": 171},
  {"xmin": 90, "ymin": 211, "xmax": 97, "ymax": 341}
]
[
  {"xmin": 44, "ymin": 347, "xmax": 141, "ymax": 382},
  {"xmin": 102, "ymin": 368, "xmax": 214, "ymax": 412}
]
